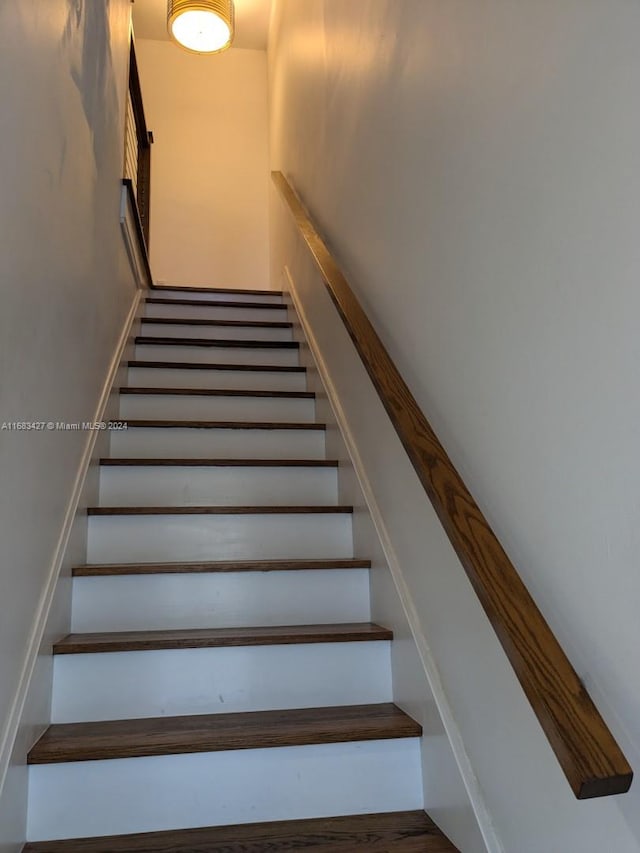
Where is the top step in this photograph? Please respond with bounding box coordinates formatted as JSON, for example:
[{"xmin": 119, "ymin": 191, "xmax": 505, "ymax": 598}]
[{"xmin": 151, "ymin": 286, "xmax": 284, "ymax": 304}]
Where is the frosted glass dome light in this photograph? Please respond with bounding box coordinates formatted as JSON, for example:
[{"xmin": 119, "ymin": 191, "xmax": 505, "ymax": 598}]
[{"xmin": 168, "ymin": 1, "xmax": 234, "ymax": 54}]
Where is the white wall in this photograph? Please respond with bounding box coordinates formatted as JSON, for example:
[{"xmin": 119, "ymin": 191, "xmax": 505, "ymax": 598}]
[
  {"xmin": 285, "ymin": 285, "xmax": 490, "ymax": 852},
  {"xmin": 135, "ymin": 41, "xmax": 270, "ymax": 290},
  {"xmin": 0, "ymin": 1, "xmax": 137, "ymax": 847},
  {"xmin": 270, "ymin": 1, "xmax": 640, "ymax": 849}
]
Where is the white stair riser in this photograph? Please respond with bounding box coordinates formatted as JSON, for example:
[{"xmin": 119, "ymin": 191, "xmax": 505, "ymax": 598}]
[
  {"xmin": 51, "ymin": 642, "xmax": 392, "ymax": 722},
  {"xmin": 99, "ymin": 466, "xmax": 338, "ymax": 507},
  {"xmin": 109, "ymin": 427, "xmax": 326, "ymax": 459},
  {"xmin": 127, "ymin": 367, "xmax": 306, "ymax": 392},
  {"xmin": 118, "ymin": 394, "xmax": 316, "ymax": 423},
  {"xmin": 27, "ymin": 739, "xmax": 422, "ymax": 840},
  {"xmin": 144, "ymin": 304, "xmax": 288, "ymax": 322},
  {"xmin": 135, "ymin": 344, "xmax": 299, "ymax": 366},
  {"xmin": 71, "ymin": 570, "xmax": 371, "ymax": 632},
  {"xmin": 87, "ymin": 513, "xmax": 353, "ymax": 564},
  {"xmin": 149, "ymin": 289, "xmax": 283, "ymax": 304},
  {"xmin": 140, "ymin": 322, "xmax": 293, "ymax": 343}
]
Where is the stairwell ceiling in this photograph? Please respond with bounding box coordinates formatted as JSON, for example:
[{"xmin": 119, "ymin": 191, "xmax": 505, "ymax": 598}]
[{"xmin": 133, "ymin": 0, "xmax": 272, "ymax": 50}]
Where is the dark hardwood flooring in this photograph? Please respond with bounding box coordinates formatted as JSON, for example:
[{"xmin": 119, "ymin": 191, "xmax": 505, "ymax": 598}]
[
  {"xmin": 73, "ymin": 558, "xmax": 372, "ymax": 577},
  {"xmin": 87, "ymin": 505, "xmax": 353, "ymax": 516},
  {"xmin": 28, "ymin": 704, "xmax": 421, "ymax": 765},
  {"xmin": 100, "ymin": 458, "xmax": 338, "ymax": 467},
  {"xmin": 23, "ymin": 810, "xmax": 459, "ymax": 852},
  {"xmin": 53, "ymin": 623, "xmax": 393, "ymax": 654}
]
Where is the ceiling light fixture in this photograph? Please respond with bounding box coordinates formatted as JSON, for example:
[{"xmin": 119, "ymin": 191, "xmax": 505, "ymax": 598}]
[{"xmin": 167, "ymin": 1, "xmax": 235, "ymax": 55}]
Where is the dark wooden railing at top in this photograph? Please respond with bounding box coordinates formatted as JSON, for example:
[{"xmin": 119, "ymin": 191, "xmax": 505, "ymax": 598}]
[
  {"xmin": 272, "ymin": 170, "xmax": 632, "ymax": 800},
  {"xmin": 125, "ymin": 40, "xmax": 153, "ymax": 247}
]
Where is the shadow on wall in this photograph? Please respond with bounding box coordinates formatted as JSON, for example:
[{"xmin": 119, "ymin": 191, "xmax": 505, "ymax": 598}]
[{"xmin": 62, "ymin": 0, "xmax": 119, "ymax": 173}]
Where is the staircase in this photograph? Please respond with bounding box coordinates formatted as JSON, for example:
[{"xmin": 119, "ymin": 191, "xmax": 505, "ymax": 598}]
[{"xmin": 23, "ymin": 287, "xmax": 457, "ymax": 851}]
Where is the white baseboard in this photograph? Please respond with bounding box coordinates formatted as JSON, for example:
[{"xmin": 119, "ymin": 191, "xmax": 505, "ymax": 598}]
[
  {"xmin": 283, "ymin": 266, "xmax": 501, "ymax": 853},
  {"xmin": 0, "ymin": 289, "xmax": 143, "ymax": 814}
]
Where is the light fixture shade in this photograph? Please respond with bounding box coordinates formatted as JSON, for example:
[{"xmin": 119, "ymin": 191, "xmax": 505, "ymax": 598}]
[{"xmin": 167, "ymin": 0, "xmax": 235, "ymax": 55}]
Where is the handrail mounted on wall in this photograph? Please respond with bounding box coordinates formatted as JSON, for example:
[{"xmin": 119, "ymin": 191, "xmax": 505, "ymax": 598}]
[{"xmin": 272, "ymin": 169, "xmax": 632, "ymax": 800}]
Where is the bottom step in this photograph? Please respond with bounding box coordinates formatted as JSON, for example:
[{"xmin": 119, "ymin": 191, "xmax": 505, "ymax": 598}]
[
  {"xmin": 27, "ymin": 740, "xmax": 422, "ymax": 839},
  {"xmin": 23, "ymin": 810, "xmax": 458, "ymax": 851},
  {"xmin": 27, "ymin": 706, "xmax": 423, "ymax": 839}
]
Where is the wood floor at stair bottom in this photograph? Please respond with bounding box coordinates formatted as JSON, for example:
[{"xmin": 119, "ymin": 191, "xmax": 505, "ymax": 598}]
[
  {"xmin": 22, "ymin": 810, "xmax": 459, "ymax": 852},
  {"xmin": 27, "ymin": 703, "xmax": 421, "ymax": 764}
]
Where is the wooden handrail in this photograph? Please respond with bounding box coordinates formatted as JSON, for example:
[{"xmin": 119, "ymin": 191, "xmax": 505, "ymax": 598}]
[
  {"xmin": 128, "ymin": 41, "xmax": 151, "ymax": 152},
  {"xmin": 272, "ymin": 170, "xmax": 633, "ymax": 800}
]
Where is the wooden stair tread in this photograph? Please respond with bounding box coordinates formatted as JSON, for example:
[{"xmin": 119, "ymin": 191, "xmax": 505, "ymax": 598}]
[
  {"xmin": 73, "ymin": 558, "xmax": 372, "ymax": 576},
  {"xmin": 136, "ymin": 336, "xmax": 299, "ymax": 349},
  {"xmin": 120, "ymin": 419, "xmax": 325, "ymax": 430},
  {"xmin": 119, "ymin": 387, "xmax": 314, "ymax": 399},
  {"xmin": 27, "ymin": 703, "xmax": 422, "ymax": 764},
  {"xmin": 100, "ymin": 458, "xmax": 339, "ymax": 467},
  {"xmin": 22, "ymin": 810, "xmax": 458, "ymax": 852},
  {"xmin": 146, "ymin": 296, "xmax": 288, "ymax": 310},
  {"xmin": 87, "ymin": 505, "xmax": 354, "ymax": 516},
  {"xmin": 141, "ymin": 317, "xmax": 292, "ymax": 329},
  {"xmin": 128, "ymin": 360, "xmax": 305, "ymax": 372},
  {"xmin": 53, "ymin": 623, "xmax": 393, "ymax": 654},
  {"xmin": 151, "ymin": 286, "xmax": 284, "ymax": 296}
]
